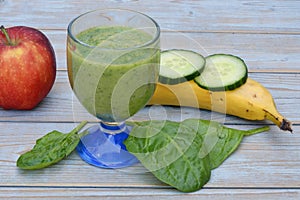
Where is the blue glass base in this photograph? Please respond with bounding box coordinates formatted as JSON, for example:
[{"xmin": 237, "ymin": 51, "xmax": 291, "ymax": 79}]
[{"xmin": 76, "ymin": 122, "xmax": 139, "ymax": 169}]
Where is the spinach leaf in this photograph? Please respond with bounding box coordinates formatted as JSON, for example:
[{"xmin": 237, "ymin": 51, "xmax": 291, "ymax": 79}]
[
  {"xmin": 17, "ymin": 121, "xmax": 87, "ymax": 170},
  {"xmin": 182, "ymin": 119, "xmax": 269, "ymax": 169},
  {"xmin": 125, "ymin": 119, "xmax": 269, "ymax": 192},
  {"xmin": 125, "ymin": 120, "xmax": 211, "ymax": 192}
]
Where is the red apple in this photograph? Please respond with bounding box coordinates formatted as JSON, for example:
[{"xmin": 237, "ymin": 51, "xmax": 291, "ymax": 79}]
[{"xmin": 0, "ymin": 26, "xmax": 56, "ymax": 110}]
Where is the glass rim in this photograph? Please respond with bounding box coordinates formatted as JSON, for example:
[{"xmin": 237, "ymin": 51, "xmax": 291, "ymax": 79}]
[{"xmin": 67, "ymin": 8, "xmax": 160, "ymax": 50}]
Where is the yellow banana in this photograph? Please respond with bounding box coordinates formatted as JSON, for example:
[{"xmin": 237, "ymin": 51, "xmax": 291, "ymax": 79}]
[{"xmin": 148, "ymin": 78, "xmax": 292, "ymax": 132}]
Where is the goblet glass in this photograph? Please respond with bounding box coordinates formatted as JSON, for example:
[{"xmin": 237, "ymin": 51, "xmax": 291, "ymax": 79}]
[{"xmin": 67, "ymin": 9, "xmax": 160, "ymax": 168}]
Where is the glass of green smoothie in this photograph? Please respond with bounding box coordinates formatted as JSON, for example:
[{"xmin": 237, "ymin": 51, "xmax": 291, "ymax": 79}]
[{"xmin": 67, "ymin": 9, "xmax": 160, "ymax": 168}]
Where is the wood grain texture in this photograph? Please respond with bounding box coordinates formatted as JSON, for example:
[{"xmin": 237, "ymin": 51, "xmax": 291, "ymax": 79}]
[
  {"xmin": 0, "ymin": 0, "xmax": 299, "ymax": 198},
  {"xmin": 1, "ymin": 0, "xmax": 300, "ymax": 33},
  {"xmin": 0, "ymin": 71, "xmax": 298, "ymax": 124},
  {"xmin": 43, "ymin": 30, "xmax": 300, "ymax": 71},
  {"xmin": 0, "ymin": 188, "xmax": 299, "ymax": 200},
  {"xmin": 0, "ymin": 123, "xmax": 299, "ymax": 188}
]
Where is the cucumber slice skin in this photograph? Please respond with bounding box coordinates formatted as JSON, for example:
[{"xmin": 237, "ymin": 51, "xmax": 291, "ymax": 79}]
[
  {"xmin": 159, "ymin": 49, "xmax": 206, "ymax": 85},
  {"xmin": 194, "ymin": 54, "xmax": 248, "ymax": 91},
  {"xmin": 159, "ymin": 70, "xmax": 201, "ymax": 85}
]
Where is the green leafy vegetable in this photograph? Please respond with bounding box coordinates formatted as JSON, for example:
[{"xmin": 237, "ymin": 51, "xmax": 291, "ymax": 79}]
[
  {"xmin": 17, "ymin": 121, "xmax": 87, "ymax": 170},
  {"xmin": 126, "ymin": 120, "xmax": 211, "ymax": 192},
  {"xmin": 181, "ymin": 119, "xmax": 269, "ymax": 169},
  {"xmin": 124, "ymin": 119, "xmax": 269, "ymax": 192}
]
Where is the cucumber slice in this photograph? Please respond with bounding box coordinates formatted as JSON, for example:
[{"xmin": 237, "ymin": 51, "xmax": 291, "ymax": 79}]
[
  {"xmin": 159, "ymin": 49, "xmax": 205, "ymax": 84},
  {"xmin": 194, "ymin": 54, "xmax": 248, "ymax": 91}
]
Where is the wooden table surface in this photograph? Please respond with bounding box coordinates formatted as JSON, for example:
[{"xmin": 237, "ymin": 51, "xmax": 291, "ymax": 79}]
[{"xmin": 1, "ymin": 0, "xmax": 300, "ymax": 199}]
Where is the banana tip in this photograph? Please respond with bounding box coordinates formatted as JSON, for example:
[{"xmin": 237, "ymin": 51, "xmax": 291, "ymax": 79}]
[{"xmin": 280, "ymin": 119, "xmax": 293, "ymax": 133}]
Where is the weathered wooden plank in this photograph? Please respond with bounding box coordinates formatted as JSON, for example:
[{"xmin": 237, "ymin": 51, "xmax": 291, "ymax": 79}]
[
  {"xmin": 0, "ymin": 123, "xmax": 299, "ymax": 188},
  {"xmin": 0, "ymin": 187, "xmax": 299, "ymax": 200},
  {"xmin": 1, "ymin": 0, "xmax": 300, "ymax": 33},
  {"xmin": 43, "ymin": 30, "xmax": 300, "ymax": 71},
  {"xmin": 0, "ymin": 0, "xmax": 299, "ymax": 198},
  {"xmin": 0, "ymin": 71, "xmax": 298, "ymax": 124}
]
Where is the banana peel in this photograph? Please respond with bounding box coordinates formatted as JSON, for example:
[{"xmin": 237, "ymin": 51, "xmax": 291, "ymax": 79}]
[{"xmin": 148, "ymin": 78, "xmax": 292, "ymax": 132}]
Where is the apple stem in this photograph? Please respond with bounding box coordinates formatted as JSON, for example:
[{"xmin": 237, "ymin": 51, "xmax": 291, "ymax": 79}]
[{"xmin": 1, "ymin": 25, "xmax": 13, "ymax": 46}]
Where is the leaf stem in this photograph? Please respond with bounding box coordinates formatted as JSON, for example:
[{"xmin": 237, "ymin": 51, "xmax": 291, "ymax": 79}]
[
  {"xmin": 1, "ymin": 25, "xmax": 13, "ymax": 46},
  {"xmin": 78, "ymin": 130, "xmax": 90, "ymax": 138},
  {"xmin": 244, "ymin": 126, "xmax": 270, "ymax": 136},
  {"xmin": 71, "ymin": 121, "xmax": 88, "ymax": 135}
]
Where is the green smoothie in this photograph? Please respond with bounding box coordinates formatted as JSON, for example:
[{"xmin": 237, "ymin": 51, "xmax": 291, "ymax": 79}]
[{"xmin": 67, "ymin": 26, "xmax": 160, "ymax": 122}]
